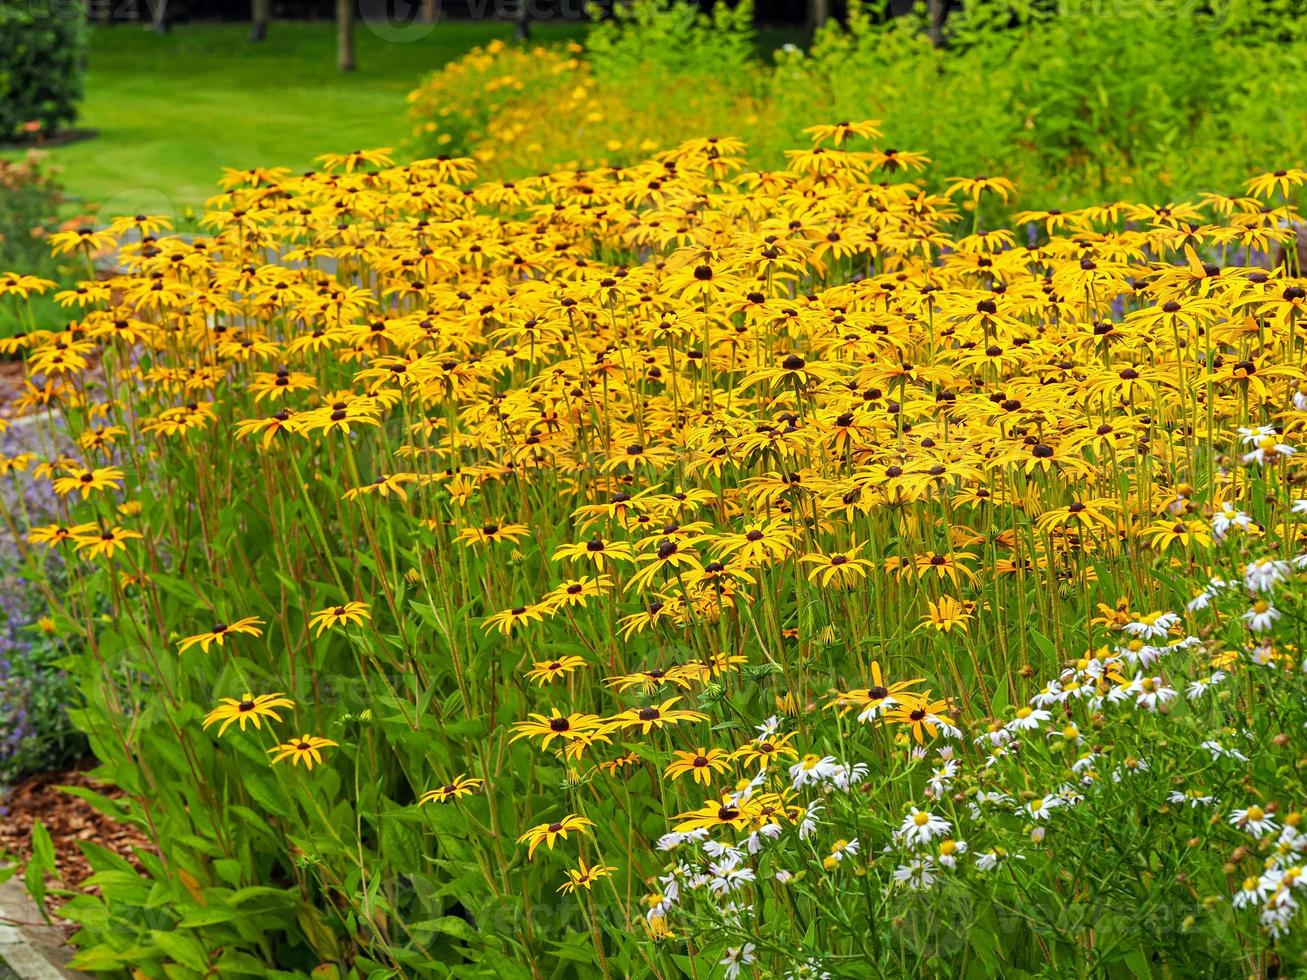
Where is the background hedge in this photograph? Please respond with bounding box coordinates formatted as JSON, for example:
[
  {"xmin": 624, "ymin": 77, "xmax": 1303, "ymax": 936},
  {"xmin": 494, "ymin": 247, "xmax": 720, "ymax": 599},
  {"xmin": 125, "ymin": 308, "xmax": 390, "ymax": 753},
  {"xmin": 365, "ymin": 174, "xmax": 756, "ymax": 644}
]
[{"xmin": 0, "ymin": 0, "xmax": 87, "ymax": 141}]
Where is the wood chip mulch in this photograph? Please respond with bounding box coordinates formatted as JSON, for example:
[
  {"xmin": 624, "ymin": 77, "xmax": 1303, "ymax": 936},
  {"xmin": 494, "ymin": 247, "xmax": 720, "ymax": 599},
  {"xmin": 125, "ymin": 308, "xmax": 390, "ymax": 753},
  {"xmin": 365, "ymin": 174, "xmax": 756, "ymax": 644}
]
[
  {"xmin": 0, "ymin": 767, "xmax": 154, "ymax": 905},
  {"xmin": 0, "ymin": 359, "xmax": 29, "ymax": 413}
]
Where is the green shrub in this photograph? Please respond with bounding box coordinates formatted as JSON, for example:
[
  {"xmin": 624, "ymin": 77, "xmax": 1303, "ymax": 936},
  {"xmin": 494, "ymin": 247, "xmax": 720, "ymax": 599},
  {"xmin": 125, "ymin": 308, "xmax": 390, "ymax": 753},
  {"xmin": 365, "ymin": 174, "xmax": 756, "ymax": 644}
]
[
  {"xmin": 753, "ymin": 0, "xmax": 1307, "ymax": 205},
  {"xmin": 408, "ymin": 0, "xmax": 1307, "ymax": 207},
  {"xmin": 585, "ymin": 0, "xmax": 757, "ymax": 82},
  {"xmin": 0, "ymin": 625, "xmax": 88, "ymax": 790},
  {"xmin": 0, "ymin": 0, "xmax": 87, "ymax": 141},
  {"xmin": 0, "ymin": 151, "xmax": 62, "ymax": 268},
  {"xmin": 0, "ymin": 151, "xmax": 68, "ymax": 340}
]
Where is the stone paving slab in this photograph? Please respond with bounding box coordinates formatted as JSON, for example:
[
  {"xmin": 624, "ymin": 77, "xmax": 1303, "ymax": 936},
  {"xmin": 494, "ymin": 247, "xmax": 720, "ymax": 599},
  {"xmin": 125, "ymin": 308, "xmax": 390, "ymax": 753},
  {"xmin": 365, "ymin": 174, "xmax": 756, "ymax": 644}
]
[{"xmin": 0, "ymin": 881, "xmax": 86, "ymax": 980}]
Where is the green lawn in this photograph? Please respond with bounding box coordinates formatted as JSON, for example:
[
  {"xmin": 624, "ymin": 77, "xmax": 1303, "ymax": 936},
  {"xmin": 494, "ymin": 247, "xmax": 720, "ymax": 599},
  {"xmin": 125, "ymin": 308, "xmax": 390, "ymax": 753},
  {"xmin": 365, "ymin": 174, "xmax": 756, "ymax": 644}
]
[{"xmin": 17, "ymin": 20, "xmax": 584, "ymax": 214}]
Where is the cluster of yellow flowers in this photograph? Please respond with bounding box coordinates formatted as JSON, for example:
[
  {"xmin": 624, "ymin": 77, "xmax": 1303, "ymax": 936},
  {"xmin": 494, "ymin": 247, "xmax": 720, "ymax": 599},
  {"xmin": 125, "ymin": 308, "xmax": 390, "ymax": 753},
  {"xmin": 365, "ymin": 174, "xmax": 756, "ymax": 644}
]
[
  {"xmin": 406, "ymin": 39, "xmax": 764, "ymax": 175},
  {"xmin": 5, "ymin": 121, "xmax": 1307, "ymax": 965}
]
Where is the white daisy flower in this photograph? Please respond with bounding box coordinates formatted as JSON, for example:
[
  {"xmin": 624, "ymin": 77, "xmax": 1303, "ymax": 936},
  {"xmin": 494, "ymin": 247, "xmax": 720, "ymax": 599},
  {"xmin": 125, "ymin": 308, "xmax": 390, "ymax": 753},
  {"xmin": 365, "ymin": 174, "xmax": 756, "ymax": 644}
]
[
  {"xmin": 1242, "ymin": 435, "xmax": 1295, "ymax": 466},
  {"xmin": 1260, "ymin": 890, "xmax": 1298, "ymax": 938},
  {"xmin": 928, "ymin": 759, "xmax": 960, "ymax": 796},
  {"xmin": 1123, "ymin": 612, "xmax": 1179, "ymax": 639},
  {"xmin": 830, "ymin": 762, "xmax": 869, "ymax": 792},
  {"xmin": 1232, "ymin": 874, "xmax": 1274, "ymax": 908},
  {"xmin": 703, "ymin": 840, "xmax": 744, "ymax": 863},
  {"xmin": 1186, "ymin": 671, "xmax": 1226, "ymax": 699},
  {"xmin": 1006, "ymin": 706, "xmax": 1051, "ymax": 733},
  {"xmin": 891, "ymin": 858, "xmax": 938, "ymax": 891},
  {"xmin": 827, "ymin": 838, "xmax": 859, "ymax": 862},
  {"xmin": 721, "ymin": 943, "xmax": 757, "ymax": 980},
  {"xmin": 937, "ymin": 838, "xmax": 967, "ymax": 868},
  {"xmin": 1244, "ymin": 558, "xmax": 1290, "ymax": 594},
  {"xmin": 1026, "ymin": 795, "xmax": 1062, "ymax": 821},
  {"xmin": 1130, "ymin": 674, "xmax": 1178, "ymax": 712},
  {"xmin": 785, "ymin": 960, "xmax": 831, "ymax": 980},
  {"xmin": 789, "ymin": 754, "xmax": 839, "ymax": 788},
  {"xmin": 709, "ymin": 865, "xmax": 756, "ymax": 896},
  {"xmin": 898, "ymin": 807, "xmax": 951, "ymax": 847},
  {"xmin": 1212, "ymin": 504, "xmax": 1253, "ymax": 540},
  {"xmin": 973, "ymin": 724, "xmax": 1012, "ymax": 748},
  {"xmin": 1237, "ymin": 424, "xmax": 1277, "ymax": 447},
  {"xmin": 856, "ymin": 695, "xmax": 900, "ymax": 723},
  {"xmin": 1201, "ymin": 739, "xmax": 1249, "ymax": 762},
  {"xmin": 1229, "ymin": 804, "xmax": 1278, "ymax": 838},
  {"xmin": 1242, "ymin": 601, "xmax": 1281, "ymax": 633},
  {"xmin": 798, "ymin": 803, "xmax": 823, "ymax": 840},
  {"xmin": 1186, "ymin": 582, "xmax": 1225, "ymax": 612}
]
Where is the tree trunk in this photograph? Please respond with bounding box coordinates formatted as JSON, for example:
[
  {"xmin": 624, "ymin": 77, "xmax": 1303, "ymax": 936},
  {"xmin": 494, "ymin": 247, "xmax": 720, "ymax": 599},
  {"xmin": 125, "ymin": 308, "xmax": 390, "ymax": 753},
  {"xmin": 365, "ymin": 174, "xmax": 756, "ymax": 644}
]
[
  {"xmin": 149, "ymin": 0, "xmax": 170, "ymax": 33},
  {"xmin": 513, "ymin": 0, "xmax": 530, "ymax": 41},
  {"xmin": 926, "ymin": 0, "xmax": 947, "ymax": 48},
  {"xmin": 250, "ymin": 0, "xmax": 270, "ymax": 41},
  {"xmin": 808, "ymin": 0, "xmax": 828, "ymax": 31},
  {"xmin": 336, "ymin": 0, "xmax": 355, "ymax": 72}
]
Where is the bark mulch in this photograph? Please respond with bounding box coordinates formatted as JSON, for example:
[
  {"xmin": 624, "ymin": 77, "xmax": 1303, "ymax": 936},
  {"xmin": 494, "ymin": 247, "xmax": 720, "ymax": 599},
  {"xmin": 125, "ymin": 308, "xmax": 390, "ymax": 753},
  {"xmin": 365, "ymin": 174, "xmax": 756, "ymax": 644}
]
[{"xmin": 0, "ymin": 767, "xmax": 153, "ymax": 912}]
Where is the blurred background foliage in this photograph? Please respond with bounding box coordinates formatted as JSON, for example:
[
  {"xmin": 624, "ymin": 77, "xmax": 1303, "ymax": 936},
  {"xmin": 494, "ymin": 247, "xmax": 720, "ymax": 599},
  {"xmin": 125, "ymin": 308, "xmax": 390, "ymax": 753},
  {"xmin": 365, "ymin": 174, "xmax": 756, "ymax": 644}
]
[{"xmin": 408, "ymin": 0, "xmax": 1307, "ymax": 208}]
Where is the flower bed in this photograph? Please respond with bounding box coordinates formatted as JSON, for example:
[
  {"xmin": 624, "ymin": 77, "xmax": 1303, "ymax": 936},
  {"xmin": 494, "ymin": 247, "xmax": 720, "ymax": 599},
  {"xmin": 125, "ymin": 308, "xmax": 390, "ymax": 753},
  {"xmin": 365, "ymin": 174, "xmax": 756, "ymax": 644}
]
[{"xmin": 2, "ymin": 131, "xmax": 1307, "ymax": 975}]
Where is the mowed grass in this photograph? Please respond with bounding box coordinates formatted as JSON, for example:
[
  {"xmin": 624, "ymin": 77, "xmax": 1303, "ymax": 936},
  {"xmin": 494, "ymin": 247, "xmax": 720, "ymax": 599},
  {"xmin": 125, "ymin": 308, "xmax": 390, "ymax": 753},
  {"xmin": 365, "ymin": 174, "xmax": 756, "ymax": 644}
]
[{"xmin": 13, "ymin": 20, "xmax": 586, "ymax": 214}]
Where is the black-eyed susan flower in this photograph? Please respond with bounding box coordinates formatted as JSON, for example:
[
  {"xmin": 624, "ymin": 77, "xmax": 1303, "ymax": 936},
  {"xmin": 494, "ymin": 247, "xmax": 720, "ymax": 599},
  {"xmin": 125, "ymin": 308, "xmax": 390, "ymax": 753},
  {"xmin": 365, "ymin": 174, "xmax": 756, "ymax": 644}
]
[
  {"xmin": 910, "ymin": 550, "xmax": 978, "ymax": 587},
  {"xmin": 736, "ymin": 353, "xmax": 844, "ymax": 393},
  {"xmin": 1245, "ymin": 167, "xmax": 1307, "ymax": 200},
  {"xmin": 673, "ymin": 797, "xmax": 760, "ymax": 833},
  {"xmin": 456, "ymin": 521, "xmax": 531, "ymax": 547},
  {"xmin": 48, "ymin": 224, "xmax": 117, "ymax": 256},
  {"xmin": 418, "ymin": 774, "xmax": 484, "ymax": 804},
  {"xmin": 73, "ymin": 526, "xmax": 143, "ymax": 560},
  {"xmin": 27, "ymin": 522, "xmax": 98, "ymax": 547},
  {"xmin": 557, "ymin": 858, "xmax": 615, "ymax": 893},
  {"xmin": 203, "ymin": 692, "xmax": 295, "ymax": 736},
  {"xmin": 308, "ymin": 601, "xmax": 371, "ymax": 636},
  {"xmin": 713, "ymin": 519, "xmax": 794, "ymax": 565},
  {"xmin": 316, "ymin": 147, "xmax": 395, "ymax": 172},
  {"xmin": 802, "ymin": 119, "xmax": 881, "ymax": 146},
  {"xmin": 606, "ymin": 697, "xmax": 708, "ymax": 734},
  {"xmin": 483, "ymin": 603, "xmax": 547, "ymax": 636},
  {"xmin": 917, "ymin": 596, "xmax": 974, "ymax": 634},
  {"xmin": 524, "ymin": 655, "xmax": 589, "ymax": 685},
  {"xmin": 885, "ymin": 697, "xmax": 956, "ymax": 744},
  {"xmin": 664, "ymin": 747, "xmax": 732, "ymax": 786},
  {"xmin": 233, "ymin": 410, "xmax": 301, "ymax": 448},
  {"xmin": 625, "ymin": 538, "xmax": 704, "ymax": 592},
  {"xmin": 1147, "ymin": 519, "xmax": 1214, "ymax": 552},
  {"xmin": 510, "ymin": 709, "xmax": 603, "ymax": 749},
  {"xmin": 268, "ymin": 734, "xmax": 338, "ymax": 770},
  {"xmin": 799, "ymin": 543, "xmax": 874, "ymax": 588},
  {"xmin": 552, "ymin": 536, "xmax": 636, "ymax": 569},
  {"xmin": 516, "ymin": 813, "xmax": 594, "ymax": 859},
  {"xmin": 732, "ymin": 731, "xmax": 799, "ymax": 769},
  {"xmin": 177, "ymin": 616, "xmax": 265, "ymax": 654},
  {"xmin": 540, "ymin": 576, "xmax": 612, "ymax": 612},
  {"xmin": 826, "ymin": 661, "xmax": 927, "ymax": 721},
  {"xmin": 604, "ymin": 666, "xmax": 693, "ymax": 693},
  {"xmin": 0, "ymin": 272, "xmax": 56, "ymax": 299},
  {"xmin": 51, "ymin": 465, "xmax": 125, "ymax": 499},
  {"xmin": 343, "ymin": 473, "xmax": 417, "ymax": 501}
]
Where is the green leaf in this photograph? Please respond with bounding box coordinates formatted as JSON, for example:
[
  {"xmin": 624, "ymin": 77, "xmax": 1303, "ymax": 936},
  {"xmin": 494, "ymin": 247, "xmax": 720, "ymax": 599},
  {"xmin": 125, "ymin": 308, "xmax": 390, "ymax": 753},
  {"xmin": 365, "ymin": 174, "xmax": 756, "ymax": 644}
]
[
  {"xmin": 150, "ymin": 929, "xmax": 212, "ymax": 971},
  {"xmin": 24, "ymin": 818, "xmax": 56, "ymax": 916}
]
